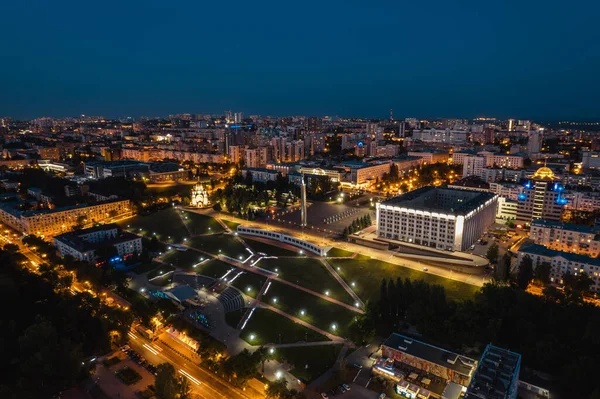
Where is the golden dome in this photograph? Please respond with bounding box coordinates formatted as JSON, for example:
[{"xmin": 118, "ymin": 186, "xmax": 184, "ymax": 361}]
[{"xmin": 533, "ymin": 166, "xmax": 555, "ymax": 180}]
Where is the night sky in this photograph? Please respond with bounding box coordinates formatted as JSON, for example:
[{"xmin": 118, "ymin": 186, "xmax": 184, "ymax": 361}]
[{"xmin": 1, "ymin": 0, "xmax": 599, "ymax": 120}]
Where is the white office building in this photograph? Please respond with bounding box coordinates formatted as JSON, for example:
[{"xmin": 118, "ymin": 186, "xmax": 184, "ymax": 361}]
[{"xmin": 376, "ymin": 186, "xmax": 498, "ymax": 251}]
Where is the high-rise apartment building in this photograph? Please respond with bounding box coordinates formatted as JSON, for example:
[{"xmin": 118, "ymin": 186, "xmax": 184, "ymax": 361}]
[
  {"xmin": 515, "ymin": 167, "xmax": 566, "ymax": 225},
  {"xmin": 527, "ymin": 130, "xmax": 543, "ymax": 156}
]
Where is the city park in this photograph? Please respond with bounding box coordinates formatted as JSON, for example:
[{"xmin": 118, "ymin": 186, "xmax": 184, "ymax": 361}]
[{"xmin": 117, "ymin": 198, "xmax": 480, "ymax": 385}]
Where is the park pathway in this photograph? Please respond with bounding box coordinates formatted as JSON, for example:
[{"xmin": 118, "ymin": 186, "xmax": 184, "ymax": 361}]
[
  {"xmin": 321, "ymin": 259, "xmax": 364, "ymax": 309},
  {"xmin": 258, "ymin": 301, "xmax": 346, "ymax": 343},
  {"xmin": 182, "ymin": 244, "xmax": 364, "ymax": 314}
]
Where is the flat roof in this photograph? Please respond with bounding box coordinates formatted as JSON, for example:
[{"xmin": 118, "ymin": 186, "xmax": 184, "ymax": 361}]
[
  {"xmin": 380, "ymin": 186, "xmax": 496, "ymax": 216},
  {"xmin": 382, "ymin": 333, "xmax": 477, "ymax": 377},
  {"xmin": 531, "ymin": 218, "xmax": 596, "ymax": 234},
  {"xmin": 54, "ymin": 229, "xmax": 140, "ymax": 253},
  {"xmin": 519, "ymin": 243, "xmax": 600, "ymax": 267},
  {"xmin": 465, "ymin": 344, "xmax": 521, "ymax": 399}
]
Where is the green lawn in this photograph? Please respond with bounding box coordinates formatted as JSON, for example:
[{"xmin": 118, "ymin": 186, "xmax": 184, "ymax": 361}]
[
  {"xmin": 221, "ymin": 219, "xmax": 241, "ymax": 231},
  {"xmin": 194, "ymin": 259, "xmax": 232, "ymax": 279},
  {"xmin": 188, "ymin": 234, "xmax": 248, "ymax": 258},
  {"xmin": 326, "ymin": 247, "xmax": 355, "ymax": 258},
  {"xmin": 147, "ymin": 264, "xmax": 175, "ymax": 279},
  {"xmin": 257, "ymin": 258, "xmax": 355, "ymax": 305},
  {"xmin": 275, "ymin": 344, "xmax": 343, "ymax": 383},
  {"xmin": 238, "ymin": 308, "xmax": 330, "ymax": 346},
  {"xmin": 179, "ymin": 211, "xmax": 224, "ymax": 235},
  {"xmin": 228, "ymin": 271, "xmax": 267, "ymax": 298},
  {"xmin": 119, "ymin": 208, "xmax": 189, "ymax": 243},
  {"xmin": 245, "ymin": 237, "xmax": 300, "ymax": 256},
  {"xmin": 327, "ymin": 257, "xmax": 481, "ymax": 302},
  {"xmin": 161, "ymin": 250, "xmax": 206, "ymax": 270},
  {"xmin": 262, "ymin": 281, "xmax": 359, "ymax": 337}
]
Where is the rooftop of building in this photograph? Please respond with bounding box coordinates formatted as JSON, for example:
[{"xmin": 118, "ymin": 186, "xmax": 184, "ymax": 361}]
[
  {"xmin": 244, "ymin": 167, "xmax": 279, "ymax": 173},
  {"xmin": 449, "ymin": 177, "xmax": 490, "ymax": 190},
  {"xmin": 465, "ymin": 345, "xmax": 521, "ymax": 399},
  {"xmin": 391, "ymin": 155, "xmax": 423, "ymax": 161},
  {"xmin": 54, "ymin": 225, "xmax": 140, "ymax": 253},
  {"xmin": 148, "ymin": 162, "xmax": 184, "ymax": 173},
  {"xmin": 380, "ymin": 186, "xmax": 496, "ymax": 216},
  {"xmin": 85, "ymin": 160, "xmax": 144, "ymax": 168},
  {"xmin": 0, "ymin": 198, "xmax": 127, "ymax": 218},
  {"xmin": 531, "ymin": 219, "xmax": 597, "ymax": 234},
  {"xmin": 382, "ymin": 333, "xmax": 477, "ymax": 377},
  {"xmin": 407, "ymin": 149, "xmax": 449, "ymax": 153},
  {"xmin": 532, "ymin": 166, "xmax": 558, "ymax": 180},
  {"xmin": 518, "ymin": 243, "xmax": 600, "ymax": 266}
]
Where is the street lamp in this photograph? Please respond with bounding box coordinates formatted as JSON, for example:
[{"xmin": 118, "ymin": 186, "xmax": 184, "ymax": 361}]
[
  {"xmin": 249, "ymin": 334, "xmax": 256, "ymax": 341},
  {"xmin": 331, "ymin": 323, "xmax": 337, "ymax": 331},
  {"xmin": 300, "ymin": 310, "xmax": 305, "ymax": 316},
  {"xmin": 325, "ymin": 290, "xmax": 330, "ymax": 296}
]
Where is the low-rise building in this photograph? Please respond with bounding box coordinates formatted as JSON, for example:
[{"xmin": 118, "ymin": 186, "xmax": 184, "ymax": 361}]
[
  {"xmin": 0, "ymin": 199, "xmax": 131, "ymax": 236},
  {"xmin": 242, "ymin": 167, "xmax": 279, "ymax": 183},
  {"xmin": 379, "ymin": 333, "xmax": 477, "ymax": 388},
  {"xmin": 407, "ymin": 150, "xmax": 449, "ymax": 164},
  {"xmin": 54, "ymin": 224, "xmax": 142, "ymax": 264},
  {"xmin": 518, "ymin": 243, "xmax": 600, "ymax": 292},
  {"xmin": 465, "ymin": 344, "xmax": 521, "ymax": 399},
  {"xmin": 530, "ymin": 219, "xmax": 600, "ymax": 257}
]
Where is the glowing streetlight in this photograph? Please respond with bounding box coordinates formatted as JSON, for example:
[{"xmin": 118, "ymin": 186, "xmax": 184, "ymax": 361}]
[
  {"xmin": 331, "ymin": 323, "xmax": 337, "ymax": 331},
  {"xmin": 355, "ymin": 302, "xmax": 360, "ymax": 307},
  {"xmin": 272, "ymin": 297, "xmax": 278, "ymax": 304},
  {"xmin": 249, "ymin": 334, "xmax": 256, "ymax": 341},
  {"xmin": 275, "ymin": 371, "xmax": 282, "ymax": 379},
  {"xmin": 351, "ymin": 282, "xmax": 356, "ymax": 287},
  {"xmin": 269, "ymin": 348, "xmax": 275, "ymax": 354},
  {"xmin": 325, "ymin": 290, "xmax": 330, "ymax": 296},
  {"xmin": 300, "ymin": 310, "xmax": 305, "ymax": 316}
]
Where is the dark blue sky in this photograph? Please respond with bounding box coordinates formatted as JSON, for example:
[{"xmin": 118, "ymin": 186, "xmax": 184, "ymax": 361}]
[{"xmin": 1, "ymin": 0, "xmax": 599, "ymax": 120}]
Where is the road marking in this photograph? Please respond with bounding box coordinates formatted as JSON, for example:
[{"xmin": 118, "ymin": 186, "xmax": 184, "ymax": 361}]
[
  {"xmin": 143, "ymin": 344, "xmax": 159, "ymax": 355},
  {"xmin": 179, "ymin": 369, "xmax": 201, "ymax": 385},
  {"xmin": 353, "ymin": 369, "xmax": 361, "ymax": 383},
  {"xmin": 152, "ymin": 344, "xmax": 163, "ymax": 351},
  {"xmin": 128, "ymin": 332, "xmax": 138, "ymax": 340}
]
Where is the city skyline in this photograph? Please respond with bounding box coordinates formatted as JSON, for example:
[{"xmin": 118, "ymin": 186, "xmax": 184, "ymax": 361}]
[{"xmin": 2, "ymin": 1, "xmax": 599, "ymax": 120}]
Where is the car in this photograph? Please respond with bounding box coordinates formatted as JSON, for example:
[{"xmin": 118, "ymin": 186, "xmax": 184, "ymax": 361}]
[
  {"xmin": 342, "ymin": 384, "xmax": 351, "ymax": 391},
  {"xmin": 320, "ymin": 393, "xmax": 328, "ymax": 399},
  {"xmin": 120, "ymin": 345, "xmax": 130, "ymax": 352},
  {"xmin": 352, "ymin": 363, "xmax": 363, "ymax": 369},
  {"xmin": 469, "ymin": 245, "xmax": 475, "ymax": 250},
  {"xmin": 422, "ymin": 267, "xmax": 428, "ymax": 272},
  {"xmin": 337, "ymin": 386, "xmax": 346, "ymax": 393},
  {"xmin": 378, "ymin": 394, "xmax": 386, "ymax": 399}
]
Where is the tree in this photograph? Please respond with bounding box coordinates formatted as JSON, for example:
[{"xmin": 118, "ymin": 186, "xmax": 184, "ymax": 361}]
[
  {"xmin": 494, "ymin": 254, "xmax": 511, "ymax": 282},
  {"xmin": 486, "ymin": 243, "xmax": 499, "ymax": 264},
  {"xmin": 154, "ymin": 362, "xmax": 187, "ymax": 399},
  {"xmin": 516, "ymin": 255, "xmax": 534, "ymax": 289},
  {"xmin": 266, "ymin": 379, "xmax": 292, "ymax": 398},
  {"xmin": 533, "ymin": 261, "xmax": 552, "ymax": 286}
]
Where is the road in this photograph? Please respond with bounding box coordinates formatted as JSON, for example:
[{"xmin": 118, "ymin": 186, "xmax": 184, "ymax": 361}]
[{"xmin": 127, "ymin": 329, "xmax": 255, "ymax": 399}]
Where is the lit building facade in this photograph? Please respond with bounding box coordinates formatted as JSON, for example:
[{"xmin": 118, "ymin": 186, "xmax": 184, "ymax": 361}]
[
  {"xmin": 0, "ymin": 199, "xmax": 131, "ymax": 236},
  {"xmin": 530, "ymin": 219, "xmax": 600, "ymax": 257},
  {"xmin": 376, "ymin": 186, "xmax": 498, "ymax": 251},
  {"xmin": 515, "ymin": 167, "xmax": 566, "ymax": 225},
  {"xmin": 518, "ymin": 243, "xmax": 600, "ymax": 292}
]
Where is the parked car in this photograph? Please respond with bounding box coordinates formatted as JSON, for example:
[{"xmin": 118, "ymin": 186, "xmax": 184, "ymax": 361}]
[
  {"xmin": 337, "ymin": 385, "xmax": 346, "ymax": 393},
  {"xmin": 342, "ymin": 384, "xmax": 351, "ymax": 391},
  {"xmin": 379, "ymin": 394, "xmax": 386, "ymax": 399},
  {"xmin": 320, "ymin": 393, "xmax": 328, "ymax": 399},
  {"xmin": 352, "ymin": 363, "xmax": 363, "ymax": 369},
  {"xmin": 422, "ymin": 267, "xmax": 428, "ymax": 272}
]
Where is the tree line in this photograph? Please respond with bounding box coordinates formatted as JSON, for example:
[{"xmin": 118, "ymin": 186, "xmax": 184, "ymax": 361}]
[
  {"xmin": 342, "ymin": 214, "xmax": 372, "ymax": 237},
  {"xmin": 364, "ymin": 276, "xmax": 600, "ymax": 397}
]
